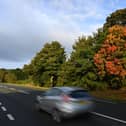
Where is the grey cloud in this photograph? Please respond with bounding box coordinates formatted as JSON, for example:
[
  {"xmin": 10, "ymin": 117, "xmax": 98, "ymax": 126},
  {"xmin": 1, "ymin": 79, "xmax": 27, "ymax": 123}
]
[
  {"xmin": 0, "ymin": 0, "xmax": 80, "ymax": 62},
  {"xmin": 0, "ymin": 0, "xmax": 105, "ymax": 68}
]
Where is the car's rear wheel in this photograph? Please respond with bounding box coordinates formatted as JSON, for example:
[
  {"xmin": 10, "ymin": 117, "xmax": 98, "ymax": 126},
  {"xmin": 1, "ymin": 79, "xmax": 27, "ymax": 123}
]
[{"xmin": 52, "ymin": 109, "xmax": 62, "ymax": 123}]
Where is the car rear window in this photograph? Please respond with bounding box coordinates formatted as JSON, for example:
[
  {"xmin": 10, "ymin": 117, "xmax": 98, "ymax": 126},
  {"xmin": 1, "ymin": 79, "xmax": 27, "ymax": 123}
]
[{"xmin": 69, "ymin": 90, "xmax": 90, "ymax": 98}]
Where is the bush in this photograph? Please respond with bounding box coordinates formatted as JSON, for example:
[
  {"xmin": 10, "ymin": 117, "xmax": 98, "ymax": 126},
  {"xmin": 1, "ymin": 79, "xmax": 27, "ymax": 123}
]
[
  {"xmin": 109, "ymin": 78, "xmax": 122, "ymax": 89},
  {"xmin": 4, "ymin": 72, "xmax": 17, "ymax": 83},
  {"xmin": 86, "ymin": 81, "xmax": 108, "ymax": 90}
]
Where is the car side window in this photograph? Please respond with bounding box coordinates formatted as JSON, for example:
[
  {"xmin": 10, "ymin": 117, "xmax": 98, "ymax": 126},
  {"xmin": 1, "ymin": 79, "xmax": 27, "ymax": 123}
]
[{"xmin": 45, "ymin": 88, "xmax": 62, "ymax": 96}]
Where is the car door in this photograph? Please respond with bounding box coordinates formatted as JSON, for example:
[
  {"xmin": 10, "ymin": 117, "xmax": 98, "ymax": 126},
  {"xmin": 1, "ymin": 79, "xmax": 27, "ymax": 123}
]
[
  {"xmin": 38, "ymin": 88, "xmax": 55, "ymax": 112},
  {"xmin": 42, "ymin": 88, "xmax": 62, "ymax": 113},
  {"xmin": 37, "ymin": 92, "xmax": 47, "ymax": 111}
]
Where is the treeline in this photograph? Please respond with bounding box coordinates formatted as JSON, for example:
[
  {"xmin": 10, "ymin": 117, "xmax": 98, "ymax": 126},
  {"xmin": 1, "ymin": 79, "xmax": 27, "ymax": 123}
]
[
  {"xmin": 1, "ymin": 8, "xmax": 126, "ymax": 90},
  {"xmin": 0, "ymin": 68, "xmax": 27, "ymax": 83}
]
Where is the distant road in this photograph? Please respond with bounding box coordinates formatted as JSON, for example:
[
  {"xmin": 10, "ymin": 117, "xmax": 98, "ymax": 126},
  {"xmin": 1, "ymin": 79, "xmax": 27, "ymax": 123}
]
[{"xmin": 0, "ymin": 83, "xmax": 126, "ymax": 126}]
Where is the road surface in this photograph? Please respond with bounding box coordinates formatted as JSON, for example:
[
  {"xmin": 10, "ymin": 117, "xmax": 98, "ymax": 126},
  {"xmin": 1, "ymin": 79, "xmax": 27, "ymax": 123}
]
[{"xmin": 0, "ymin": 83, "xmax": 126, "ymax": 126}]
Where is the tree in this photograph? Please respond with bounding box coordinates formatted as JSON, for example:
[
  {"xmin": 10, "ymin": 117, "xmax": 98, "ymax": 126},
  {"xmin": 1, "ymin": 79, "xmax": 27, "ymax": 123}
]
[
  {"xmin": 4, "ymin": 72, "xmax": 17, "ymax": 83},
  {"xmin": 10, "ymin": 68, "xmax": 28, "ymax": 80},
  {"xmin": 23, "ymin": 64, "xmax": 34, "ymax": 76},
  {"xmin": 29, "ymin": 41, "xmax": 66, "ymax": 86},
  {"xmin": 94, "ymin": 25, "xmax": 126, "ymax": 89},
  {"xmin": 57, "ymin": 28, "xmax": 108, "ymax": 90},
  {"xmin": 58, "ymin": 36, "xmax": 98, "ymax": 88},
  {"xmin": 0, "ymin": 69, "xmax": 7, "ymax": 82},
  {"xmin": 103, "ymin": 8, "xmax": 126, "ymax": 30}
]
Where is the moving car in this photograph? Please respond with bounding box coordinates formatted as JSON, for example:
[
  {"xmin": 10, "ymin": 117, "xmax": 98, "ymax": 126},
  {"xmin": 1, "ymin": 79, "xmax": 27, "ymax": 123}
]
[{"xmin": 34, "ymin": 86, "xmax": 94, "ymax": 122}]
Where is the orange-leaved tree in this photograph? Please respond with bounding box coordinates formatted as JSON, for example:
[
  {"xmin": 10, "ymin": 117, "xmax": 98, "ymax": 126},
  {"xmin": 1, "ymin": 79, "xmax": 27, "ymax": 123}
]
[{"xmin": 94, "ymin": 25, "xmax": 126, "ymax": 88}]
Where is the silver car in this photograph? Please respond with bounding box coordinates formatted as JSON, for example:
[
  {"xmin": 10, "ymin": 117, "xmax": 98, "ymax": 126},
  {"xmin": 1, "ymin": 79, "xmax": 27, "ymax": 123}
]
[{"xmin": 35, "ymin": 86, "xmax": 94, "ymax": 122}]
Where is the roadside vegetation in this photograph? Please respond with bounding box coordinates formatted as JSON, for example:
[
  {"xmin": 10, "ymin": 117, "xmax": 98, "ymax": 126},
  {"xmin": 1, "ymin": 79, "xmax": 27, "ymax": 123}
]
[
  {"xmin": 1, "ymin": 8, "xmax": 126, "ymax": 101},
  {"xmin": 91, "ymin": 87, "xmax": 126, "ymax": 102}
]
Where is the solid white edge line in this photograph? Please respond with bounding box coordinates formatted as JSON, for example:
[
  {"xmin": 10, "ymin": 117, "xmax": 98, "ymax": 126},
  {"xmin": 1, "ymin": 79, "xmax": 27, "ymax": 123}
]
[
  {"xmin": 1, "ymin": 106, "xmax": 7, "ymax": 111},
  {"xmin": 94, "ymin": 99, "xmax": 116, "ymax": 104},
  {"xmin": 7, "ymin": 114, "xmax": 15, "ymax": 120},
  {"xmin": 91, "ymin": 112, "xmax": 126, "ymax": 124}
]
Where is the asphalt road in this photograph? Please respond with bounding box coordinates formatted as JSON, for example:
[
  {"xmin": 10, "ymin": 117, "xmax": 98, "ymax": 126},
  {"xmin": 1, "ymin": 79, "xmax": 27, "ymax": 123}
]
[{"xmin": 0, "ymin": 83, "xmax": 126, "ymax": 126}]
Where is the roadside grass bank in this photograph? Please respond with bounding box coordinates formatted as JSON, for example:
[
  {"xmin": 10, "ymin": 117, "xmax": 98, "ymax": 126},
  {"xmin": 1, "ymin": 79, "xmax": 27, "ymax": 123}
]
[
  {"xmin": 1, "ymin": 82, "xmax": 49, "ymax": 91},
  {"xmin": 90, "ymin": 88, "xmax": 126, "ymax": 103},
  {"xmin": 1, "ymin": 82, "xmax": 126, "ymax": 103}
]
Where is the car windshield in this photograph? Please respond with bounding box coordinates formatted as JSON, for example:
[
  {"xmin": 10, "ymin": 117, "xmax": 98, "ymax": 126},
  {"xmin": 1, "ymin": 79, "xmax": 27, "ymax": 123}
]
[{"xmin": 68, "ymin": 90, "xmax": 90, "ymax": 98}]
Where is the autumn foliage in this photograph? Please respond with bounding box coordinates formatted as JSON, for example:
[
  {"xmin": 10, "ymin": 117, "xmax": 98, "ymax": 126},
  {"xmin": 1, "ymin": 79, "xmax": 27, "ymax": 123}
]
[{"xmin": 94, "ymin": 25, "xmax": 126, "ymax": 78}]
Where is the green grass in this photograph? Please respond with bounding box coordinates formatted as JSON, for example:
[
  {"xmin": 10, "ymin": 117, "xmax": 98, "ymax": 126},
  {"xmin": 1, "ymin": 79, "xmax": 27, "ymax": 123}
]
[
  {"xmin": 90, "ymin": 87, "xmax": 126, "ymax": 103},
  {"xmin": 0, "ymin": 88, "xmax": 13, "ymax": 94},
  {"xmin": 3, "ymin": 82, "xmax": 49, "ymax": 91},
  {"xmin": 2, "ymin": 82, "xmax": 126, "ymax": 103}
]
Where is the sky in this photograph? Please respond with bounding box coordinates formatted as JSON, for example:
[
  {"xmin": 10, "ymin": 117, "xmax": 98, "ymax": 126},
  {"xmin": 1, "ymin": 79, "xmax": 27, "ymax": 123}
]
[{"xmin": 0, "ymin": 0, "xmax": 126, "ymax": 69}]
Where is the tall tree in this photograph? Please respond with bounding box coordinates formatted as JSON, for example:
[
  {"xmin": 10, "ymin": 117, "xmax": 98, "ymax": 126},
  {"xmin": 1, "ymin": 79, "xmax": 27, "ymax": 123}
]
[
  {"xmin": 9, "ymin": 68, "xmax": 28, "ymax": 80},
  {"xmin": 94, "ymin": 25, "xmax": 126, "ymax": 88},
  {"xmin": 4, "ymin": 72, "xmax": 17, "ymax": 83},
  {"xmin": 103, "ymin": 8, "xmax": 126, "ymax": 30},
  {"xmin": 0, "ymin": 69, "xmax": 7, "ymax": 82},
  {"xmin": 29, "ymin": 41, "xmax": 66, "ymax": 86},
  {"xmin": 58, "ymin": 36, "xmax": 98, "ymax": 88}
]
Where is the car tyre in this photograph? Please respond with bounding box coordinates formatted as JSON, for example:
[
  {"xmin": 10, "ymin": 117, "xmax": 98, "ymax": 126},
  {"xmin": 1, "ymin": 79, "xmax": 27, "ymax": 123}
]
[{"xmin": 52, "ymin": 109, "xmax": 62, "ymax": 123}]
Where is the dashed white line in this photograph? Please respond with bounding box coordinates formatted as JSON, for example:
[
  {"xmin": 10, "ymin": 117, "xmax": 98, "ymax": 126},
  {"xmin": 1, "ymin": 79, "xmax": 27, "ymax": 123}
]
[
  {"xmin": 91, "ymin": 112, "xmax": 126, "ymax": 124},
  {"xmin": 3, "ymin": 86, "xmax": 8, "ymax": 88},
  {"xmin": 1, "ymin": 106, "xmax": 7, "ymax": 111},
  {"xmin": 9, "ymin": 87, "xmax": 16, "ymax": 90},
  {"xmin": 7, "ymin": 114, "xmax": 15, "ymax": 120},
  {"xmin": 0, "ymin": 102, "xmax": 2, "ymax": 105},
  {"xmin": 17, "ymin": 89, "xmax": 30, "ymax": 94},
  {"xmin": 0, "ymin": 85, "xmax": 30, "ymax": 95}
]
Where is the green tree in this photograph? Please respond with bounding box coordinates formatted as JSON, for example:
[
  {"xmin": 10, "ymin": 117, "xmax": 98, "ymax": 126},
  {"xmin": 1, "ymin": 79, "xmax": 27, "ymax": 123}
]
[
  {"xmin": 29, "ymin": 41, "xmax": 66, "ymax": 87},
  {"xmin": 58, "ymin": 28, "xmax": 107, "ymax": 90},
  {"xmin": 4, "ymin": 72, "xmax": 17, "ymax": 83},
  {"xmin": 23, "ymin": 64, "xmax": 34, "ymax": 76},
  {"xmin": 10, "ymin": 68, "xmax": 28, "ymax": 80},
  {"xmin": 0, "ymin": 69, "xmax": 7, "ymax": 82},
  {"xmin": 103, "ymin": 8, "xmax": 126, "ymax": 30},
  {"xmin": 58, "ymin": 36, "xmax": 97, "ymax": 88}
]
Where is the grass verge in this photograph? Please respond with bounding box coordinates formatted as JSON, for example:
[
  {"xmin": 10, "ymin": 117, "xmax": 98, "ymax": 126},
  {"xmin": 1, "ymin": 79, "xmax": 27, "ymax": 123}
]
[
  {"xmin": 3, "ymin": 83, "xmax": 49, "ymax": 91},
  {"xmin": 90, "ymin": 88, "xmax": 126, "ymax": 103}
]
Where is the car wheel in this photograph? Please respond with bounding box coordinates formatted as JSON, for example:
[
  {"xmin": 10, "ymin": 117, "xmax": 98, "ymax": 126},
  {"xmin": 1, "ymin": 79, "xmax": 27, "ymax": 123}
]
[{"xmin": 52, "ymin": 109, "xmax": 62, "ymax": 123}]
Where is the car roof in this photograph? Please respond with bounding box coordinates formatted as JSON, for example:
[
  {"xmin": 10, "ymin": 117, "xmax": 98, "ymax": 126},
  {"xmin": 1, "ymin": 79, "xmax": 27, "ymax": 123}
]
[{"xmin": 53, "ymin": 86, "xmax": 87, "ymax": 93}]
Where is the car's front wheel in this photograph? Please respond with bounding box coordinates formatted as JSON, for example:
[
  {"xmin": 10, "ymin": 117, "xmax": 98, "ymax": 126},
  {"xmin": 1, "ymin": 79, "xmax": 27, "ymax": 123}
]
[{"xmin": 52, "ymin": 109, "xmax": 62, "ymax": 123}]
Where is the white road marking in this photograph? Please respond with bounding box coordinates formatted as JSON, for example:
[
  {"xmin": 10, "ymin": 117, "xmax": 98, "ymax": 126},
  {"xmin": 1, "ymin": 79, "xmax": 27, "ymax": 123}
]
[
  {"xmin": 3, "ymin": 86, "xmax": 8, "ymax": 88},
  {"xmin": 94, "ymin": 99, "xmax": 116, "ymax": 104},
  {"xmin": 1, "ymin": 84, "xmax": 30, "ymax": 94},
  {"xmin": 91, "ymin": 112, "xmax": 126, "ymax": 124},
  {"xmin": 0, "ymin": 85, "xmax": 8, "ymax": 88},
  {"xmin": 9, "ymin": 87, "xmax": 16, "ymax": 90},
  {"xmin": 7, "ymin": 114, "xmax": 15, "ymax": 120},
  {"xmin": 17, "ymin": 89, "xmax": 30, "ymax": 94},
  {"xmin": 0, "ymin": 102, "xmax": 2, "ymax": 105},
  {"xmin": 1, "ymin": 106, "xmax": 7, "ymax": 111}
]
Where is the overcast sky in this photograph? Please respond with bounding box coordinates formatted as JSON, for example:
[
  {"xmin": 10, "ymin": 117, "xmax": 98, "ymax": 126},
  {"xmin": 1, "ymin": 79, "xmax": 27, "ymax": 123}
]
[{"xmin": 0, "ymin": 0, "xmax": 126, "ymax": 69}]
